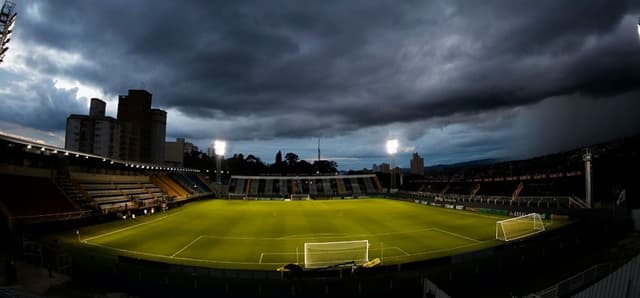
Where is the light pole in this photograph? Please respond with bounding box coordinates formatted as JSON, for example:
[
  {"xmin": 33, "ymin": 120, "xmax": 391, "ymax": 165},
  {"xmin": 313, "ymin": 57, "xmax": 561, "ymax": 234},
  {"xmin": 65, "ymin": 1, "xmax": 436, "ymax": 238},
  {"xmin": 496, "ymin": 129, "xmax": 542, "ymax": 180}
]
[
  {"xmin": 582, "ymin": 149, "xmax": 592, "ymax": 208},
  {"xmin": 214, "ymin": 140, "xmax": 226, "ymax": 185},
  {"xmin": 386, "ymin": 139, "xmax": 398, "ymax": 193}
]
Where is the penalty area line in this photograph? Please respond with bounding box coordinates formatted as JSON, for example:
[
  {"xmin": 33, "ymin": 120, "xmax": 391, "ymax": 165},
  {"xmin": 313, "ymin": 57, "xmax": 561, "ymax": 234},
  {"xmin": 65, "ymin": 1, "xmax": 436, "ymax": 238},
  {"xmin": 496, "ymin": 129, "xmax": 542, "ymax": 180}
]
[
  {"xmin": 394, "ymin": 246, "xmax": 410, "ymax": 256},
  {"xmin": 82, "ymin": 213, "xmax": 179, "ymax": 242},
  {"xmin": 83, "ymin": 241, "xmax": 286, "ymax": 265},
  {"xmin": 171, "ymin": 235, "xmax": 204, "ymax": 257},
  {"xmin": 431, "ymin": 228, "xmax": 482, "ymax": 243}
]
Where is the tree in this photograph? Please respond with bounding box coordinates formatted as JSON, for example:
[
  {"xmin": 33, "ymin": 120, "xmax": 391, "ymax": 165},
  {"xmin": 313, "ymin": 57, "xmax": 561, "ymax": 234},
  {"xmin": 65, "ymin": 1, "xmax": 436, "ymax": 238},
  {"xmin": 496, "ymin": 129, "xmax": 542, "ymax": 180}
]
[
  {"xmin": 284, "ymin": 152, "xmax": 299, "ymax": 166},
  {"xmin": 313, "ymin": 160, "xmax": 338, "ymax": 173},
  {"xmin": 246, "ymin": 154, "xmax": 258, "ymax": 163},
  {"xmin": 275, "ymin": 150, "xmax": 283, "ymax": 164}
]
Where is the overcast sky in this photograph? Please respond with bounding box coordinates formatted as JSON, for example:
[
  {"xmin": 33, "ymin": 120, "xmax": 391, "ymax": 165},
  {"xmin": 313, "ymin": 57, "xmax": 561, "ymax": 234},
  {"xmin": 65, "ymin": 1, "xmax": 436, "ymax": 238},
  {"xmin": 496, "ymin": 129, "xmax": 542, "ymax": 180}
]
[{"xmin": 1, "ymin": 0, "xmax": 640, "ymax": 170}]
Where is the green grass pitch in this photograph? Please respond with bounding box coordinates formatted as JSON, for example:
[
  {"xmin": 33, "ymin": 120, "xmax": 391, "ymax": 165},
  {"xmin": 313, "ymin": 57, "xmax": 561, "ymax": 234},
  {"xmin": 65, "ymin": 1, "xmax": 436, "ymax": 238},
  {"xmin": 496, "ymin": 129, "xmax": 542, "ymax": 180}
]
[{"xmin": 68, "ymin": 198, "xmax": 544, "ymax": 270}]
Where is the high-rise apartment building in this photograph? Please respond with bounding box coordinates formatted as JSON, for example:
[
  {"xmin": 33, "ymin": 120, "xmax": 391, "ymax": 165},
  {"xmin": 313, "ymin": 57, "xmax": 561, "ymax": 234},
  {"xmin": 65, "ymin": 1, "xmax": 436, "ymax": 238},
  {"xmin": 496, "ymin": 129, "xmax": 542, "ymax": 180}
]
[
  {"xmin": 117, "ymin": 89, "xmax": 166, "ymax": 163},
  {"xmin": 65, "ymin": 98, "xmax": 119, "ymax": 158},
  {"xmin": 65, "ymin": 90, "xmax": 167, "ymax": 163},
  {"xmin": 150, "ymin": 109, "xmax": 167, "ymax": 164},
  {"xmin": 410, "ymin": 152, "xmax": 425, "ymax": 175}
]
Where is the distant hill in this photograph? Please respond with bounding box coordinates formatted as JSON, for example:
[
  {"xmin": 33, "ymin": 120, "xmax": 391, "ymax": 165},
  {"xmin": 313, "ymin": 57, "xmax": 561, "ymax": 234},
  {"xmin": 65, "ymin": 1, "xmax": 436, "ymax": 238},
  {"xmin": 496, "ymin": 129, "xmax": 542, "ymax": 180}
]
[{"xmin": 425, "ymin": 158, "xmax": 501, "ymax": 171}]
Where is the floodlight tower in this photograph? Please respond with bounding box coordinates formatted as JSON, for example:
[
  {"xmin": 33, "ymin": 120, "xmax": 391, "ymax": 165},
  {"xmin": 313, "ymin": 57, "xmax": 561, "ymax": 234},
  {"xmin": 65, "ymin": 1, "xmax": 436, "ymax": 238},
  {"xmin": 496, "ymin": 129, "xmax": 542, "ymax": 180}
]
[
  {"xmin": 386, "ymin": 139, "xmax": 399, "ymax": 193},
  {"xmin": 0, "ymin": 0, "xmax": 17, "ymax": 64},
  {"xmin": 214, "ymin": 140, "xmax": 226, "ymax": 185}
]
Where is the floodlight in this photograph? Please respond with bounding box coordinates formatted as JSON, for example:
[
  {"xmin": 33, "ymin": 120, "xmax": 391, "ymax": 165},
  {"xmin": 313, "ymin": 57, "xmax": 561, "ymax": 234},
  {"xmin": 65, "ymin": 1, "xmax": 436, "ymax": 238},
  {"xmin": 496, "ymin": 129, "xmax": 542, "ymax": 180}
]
[
  {"xmin": 26, "ymin": 144, "xmax": 31, "ymax": 149},
  {"xmin": 214, "ymin": 140, "xmax": 226, "ymax": 156},
  {"xmin": 386, "ymin": 139, "xmax": 399, "ymax": 155},
  {"xmin": 6, "ymin": 14, "xmax": 15, "ymax": 31},
  {"xmin": 40, "ymin": 147, "xmax": 45, "ymax": 151}
]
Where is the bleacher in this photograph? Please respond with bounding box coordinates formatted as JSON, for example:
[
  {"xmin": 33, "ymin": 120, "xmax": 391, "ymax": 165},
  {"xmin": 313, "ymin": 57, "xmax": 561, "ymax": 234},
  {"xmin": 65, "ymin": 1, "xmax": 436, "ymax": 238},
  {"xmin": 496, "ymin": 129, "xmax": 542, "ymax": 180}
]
[
  {"xmin": 227, "ymin": 175, "xmax": 382, "ymax": 199},
  {"xmin": 151, "ymin": 175, "xmax": 188, "ymax": 200},
  {"xmin": 401, "ymin": 174, "xmax": 584, "ymax": 210},
  {"xmin": 71, "ymin": 173, "xmax": 163, "ymax": 214},
  {"xmin": 0, "ymin": 174, "xmax": 88, "ymax": 223}
]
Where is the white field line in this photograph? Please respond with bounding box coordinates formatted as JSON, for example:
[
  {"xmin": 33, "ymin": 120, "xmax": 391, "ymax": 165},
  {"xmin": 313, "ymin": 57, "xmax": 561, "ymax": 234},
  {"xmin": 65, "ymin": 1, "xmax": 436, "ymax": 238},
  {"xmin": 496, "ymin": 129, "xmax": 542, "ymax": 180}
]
[
  {"xmin": 431, "ymin": 228, "xmax": 482, "ymax": 243},
  {"xmin": 171, "ymin": 236, "xmax": 203, "ymax": 257},
  {"xmin": 429, "ymin": 207, "xmax": 506, "ymax": 220},
  {"xmin": 84, "ymin": 238, "xmax": 489, "ymax": 265},
  {"xmin": 83, "ymin": 241, "xmax": 285, "ymax": 265},
  {"xmin": 383, "ymin": 241, "xmax": 491, "ymax": 260},
  {"xmin": 259, "ymin": 253, "xmax": 264, "ymax": 264},
  {"xmin": 393, "ymin": 246, "xmax": 410, "ymax": 256},
  {"xmin": 280, "ymin": 232, "xmax": 348, "ymax": 239},
  {"xmin": 82, "ymin": 213, "xmax": 178, "ymax": 242},
  {"xmin": 198, "ymin": 227, "xmax": 438, "ymax": 241}
]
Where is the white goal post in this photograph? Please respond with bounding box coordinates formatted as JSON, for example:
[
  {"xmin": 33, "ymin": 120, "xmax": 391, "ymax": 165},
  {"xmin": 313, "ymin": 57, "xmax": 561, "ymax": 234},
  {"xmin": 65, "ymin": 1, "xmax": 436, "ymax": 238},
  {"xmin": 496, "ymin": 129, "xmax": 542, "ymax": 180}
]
[
  {"xmin": 304, "ymin": 240, "xmax": 369, "ymax": 268},
  {"xmin": 496, "ymin": 213, "xmax": 545, "ymax": 241}
]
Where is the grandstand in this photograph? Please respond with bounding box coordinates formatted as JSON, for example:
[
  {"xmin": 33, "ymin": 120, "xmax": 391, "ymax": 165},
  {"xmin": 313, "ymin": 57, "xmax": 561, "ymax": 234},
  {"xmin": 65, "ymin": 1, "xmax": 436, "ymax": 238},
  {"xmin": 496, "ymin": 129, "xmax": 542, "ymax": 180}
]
[
  {"xmin": 227, "ymin": 174, "xmax": 382, "ymax": 199},
  {"xmin": 401, "ymin": 170, "xmax": 588, "ymax": 210},
  {"xmin": 0, "ymin": 132, "xmax": 215, "ymax": 223}
]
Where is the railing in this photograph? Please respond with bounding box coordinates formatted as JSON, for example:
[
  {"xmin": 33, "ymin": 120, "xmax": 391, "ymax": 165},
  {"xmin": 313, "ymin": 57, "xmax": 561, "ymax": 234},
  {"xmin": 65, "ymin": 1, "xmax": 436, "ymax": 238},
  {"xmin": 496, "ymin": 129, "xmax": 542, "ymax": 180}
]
[
  {"xmin": 526, "ymin": 262, "xmax": 614, "ymax": 298},
  {"xmin": 8, "ymin": 210, "xmax": 92, "ymax": 224}
]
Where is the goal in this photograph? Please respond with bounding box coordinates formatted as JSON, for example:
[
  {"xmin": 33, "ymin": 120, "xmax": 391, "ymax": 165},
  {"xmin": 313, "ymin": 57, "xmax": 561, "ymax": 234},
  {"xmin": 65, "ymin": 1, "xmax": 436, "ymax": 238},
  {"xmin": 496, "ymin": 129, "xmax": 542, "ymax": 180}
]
[
  {"xmin": 304, "ymin": 240, "xmax": 369, "ymax": 268},
  {"xmin": 227, "ymin": 193, "xmax": 247, "ymax": 200},
  {"xmin": 496, "ymin": 213, "xmax": 545, "ymax": 241},
  {"xmin": 290, "ymin": 194, "xmax": 310, "ymax": 200}
]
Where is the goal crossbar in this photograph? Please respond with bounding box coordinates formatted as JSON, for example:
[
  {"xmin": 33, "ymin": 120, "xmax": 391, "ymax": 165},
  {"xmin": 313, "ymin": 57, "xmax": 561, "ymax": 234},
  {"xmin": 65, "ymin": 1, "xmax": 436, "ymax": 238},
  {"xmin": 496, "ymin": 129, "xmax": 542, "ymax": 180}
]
[{"xmin": 304, "ymin": 240, "xmax": 369, "ymax": 268}]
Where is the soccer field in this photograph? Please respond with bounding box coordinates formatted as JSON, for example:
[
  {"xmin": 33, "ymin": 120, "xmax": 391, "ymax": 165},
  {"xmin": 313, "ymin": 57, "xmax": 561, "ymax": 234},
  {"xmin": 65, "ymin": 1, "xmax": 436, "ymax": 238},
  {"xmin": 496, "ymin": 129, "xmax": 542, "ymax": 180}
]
[{"xmin": 75, "ymin": 199, "xmax": 522, "ymax": 270}]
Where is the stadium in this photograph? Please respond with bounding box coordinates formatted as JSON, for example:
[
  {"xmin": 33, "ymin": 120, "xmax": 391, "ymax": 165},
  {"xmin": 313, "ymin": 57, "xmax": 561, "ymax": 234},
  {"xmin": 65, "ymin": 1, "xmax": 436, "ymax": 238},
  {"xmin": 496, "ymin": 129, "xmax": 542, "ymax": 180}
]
[
  {"xmin": 0, "ymin": 131, "xmax": 638, "ymax": 297},
  {"xmin": 1, "ymin": 1, "xmax": 640, "ymax": 297}
]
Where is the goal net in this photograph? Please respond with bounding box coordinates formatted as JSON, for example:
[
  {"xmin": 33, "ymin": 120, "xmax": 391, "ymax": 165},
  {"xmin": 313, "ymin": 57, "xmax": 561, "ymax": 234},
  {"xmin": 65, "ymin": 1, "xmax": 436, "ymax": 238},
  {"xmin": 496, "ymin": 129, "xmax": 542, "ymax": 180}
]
[
  {"xmin": 496, "ymin": 213, "xmax": 545, "ymax": 241},
  {"xmin": 304, "ymin": 240, "xmax": 369, "ymax": 268}
]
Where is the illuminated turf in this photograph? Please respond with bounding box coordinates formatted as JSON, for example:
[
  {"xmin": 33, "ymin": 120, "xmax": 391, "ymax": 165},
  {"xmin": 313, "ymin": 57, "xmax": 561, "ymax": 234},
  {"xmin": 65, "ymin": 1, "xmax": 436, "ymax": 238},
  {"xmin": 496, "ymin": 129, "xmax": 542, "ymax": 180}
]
[{"xmin": 71, "ymin": 199, "xmax": 539, "ymax": 270}]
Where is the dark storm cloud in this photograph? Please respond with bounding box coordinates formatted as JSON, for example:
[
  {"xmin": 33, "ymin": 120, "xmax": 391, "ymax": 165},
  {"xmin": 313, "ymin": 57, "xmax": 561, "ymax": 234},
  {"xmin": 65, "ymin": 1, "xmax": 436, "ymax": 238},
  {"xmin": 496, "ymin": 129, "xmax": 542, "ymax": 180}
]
[
  {"xmin": 3, "ymin": 0, "xmax": 640, "ymax": 167},
  {"xmin": 0, "ymin": 71, "xmax": 86, "ymax": 131}
]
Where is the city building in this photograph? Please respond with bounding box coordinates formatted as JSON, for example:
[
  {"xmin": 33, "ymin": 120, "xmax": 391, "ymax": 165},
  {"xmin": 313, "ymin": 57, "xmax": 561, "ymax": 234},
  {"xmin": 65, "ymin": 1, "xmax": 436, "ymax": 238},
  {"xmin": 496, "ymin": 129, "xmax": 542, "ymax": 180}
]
[
  {"xmin": 373, "ymin": 163, "xmax": 390, "ymax": 173},
  {"xmin": 66, "ymin": 90, "xmax": 167, "ymax": 163},
  {"xmin": 116, "ymin": 89, "xmax": 166, "ymax": 163},
  {"xmin": 184, "ymin": 141, "xmax": 198, "ymax": 154},
  {"xmin": 65, "ymin": 98, "xmax": 119, "ymax": 158},
  {"xmin": 410, "ymin": 152, "xmax": 425, "ymax": 175},
  {"xmin": 165, "ymin": 137, "xmax": 185, "ymax": 167},
  {"xmin": 150, "ymin": 109, "xmax": 167, "ymax": 164}
]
